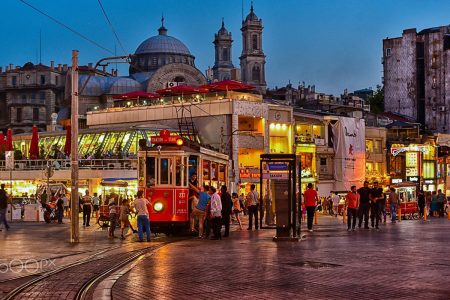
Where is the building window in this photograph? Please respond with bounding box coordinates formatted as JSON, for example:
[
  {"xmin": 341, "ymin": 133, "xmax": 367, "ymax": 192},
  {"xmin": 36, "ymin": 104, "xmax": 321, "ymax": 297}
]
[
  {"xmin": 374, "ymin": 140, "xmax": 382, "ymax": 153},
  {"xmin": 366, "ymin": 139, "xmax": 374, "ymax": 153},
  {"xmin": 40, "ymin": 75, "xmax": 46, "ymax": 85},
  {"xmin": 152, "ymin": 57, "xmax": 157, "ymax": 65},
  {"xmin": 12, "ymin": 76, "xmax": 17, "ymax": 86},
  {"xmin": 16, "ymin": 108, "xmax": 22, "ymax": 123},
  {"xmin": 252, "ymin": 64, "xmax": 260, "ymax": 82},
  {"xmin": 222, "ymin": 48, "xmax": 228, "ymax": 61},
  {"xmin": 40, "ymin": 91, "xmax": 46, "ymax": 103},
  {"xmin": 33, "ymin": 108, "xmax": 39, "ymax": 122},
  {"xmin": 31, "ymin": 93, "xmax": 36, "ymax": 100},
  {"xmin": 252, "ymin": 34, "xmax": 258, "ymax": 50},
  {"xmin": 386, "ymin": 48, "xmax": 392, "ymax": 57},
  {"xmin": 320, "ymin": 157, "xmax": 327, "ymax": 166},
  {"xmin": 55, "ymin": 76, "xmax": 59, "ymax": 86}
]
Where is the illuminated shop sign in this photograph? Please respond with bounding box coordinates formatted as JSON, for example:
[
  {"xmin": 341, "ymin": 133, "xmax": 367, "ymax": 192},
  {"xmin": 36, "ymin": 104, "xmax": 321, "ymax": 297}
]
[
  {"xmin": 391, "ymin": 178, "xmax": 403, "ymax": 184},
  {"xmin": 423, "ymin": 179, "xmax": 434, "ymax": 184},
  {"xmin": 407, "ymin": 176, "xmax": 419, "ymax": 182},
  {"xmin": 391, "ymin": 145, "xmax": 430, "ymax": 157}
]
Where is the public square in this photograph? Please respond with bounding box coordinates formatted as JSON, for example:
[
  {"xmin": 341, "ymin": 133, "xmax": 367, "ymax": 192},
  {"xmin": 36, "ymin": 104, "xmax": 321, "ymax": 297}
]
[{"xmin": 0, "ymin": 215, "xmax": 449, "ymax": 300}]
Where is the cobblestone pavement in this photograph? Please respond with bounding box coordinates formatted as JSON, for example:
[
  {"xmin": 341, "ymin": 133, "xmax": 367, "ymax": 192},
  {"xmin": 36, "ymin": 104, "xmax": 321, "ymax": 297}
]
[
  {"xmin": 112, "ymin": 216, "xmax": 450, "ymax": 300},
  {"xmin": 2, "ymin": 215, "xmax": 450, "ymax": 299}
]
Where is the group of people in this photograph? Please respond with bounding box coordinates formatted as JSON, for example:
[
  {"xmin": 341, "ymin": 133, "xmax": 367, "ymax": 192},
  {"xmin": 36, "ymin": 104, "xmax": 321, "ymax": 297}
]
[
  {"xmin": 303, "ymin": 181, "xmax": 400, "ymax": 232},
  {"xmin": 39, "ymin": 190, "xmax": 69, "ymax": 224},
  {"xmin": 189, "ymin": 173, "xmax": 259, "ymax": 240}
]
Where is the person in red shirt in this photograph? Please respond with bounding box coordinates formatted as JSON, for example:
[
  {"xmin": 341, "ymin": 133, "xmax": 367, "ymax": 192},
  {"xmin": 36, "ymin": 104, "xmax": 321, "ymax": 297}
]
[
  {"xmin": 303, "ymin": 183, "xmax": 318, "ymax": 232},
  {"xmin": 345, "ymin": 185, "xmax": 360, "ymax": 231}
]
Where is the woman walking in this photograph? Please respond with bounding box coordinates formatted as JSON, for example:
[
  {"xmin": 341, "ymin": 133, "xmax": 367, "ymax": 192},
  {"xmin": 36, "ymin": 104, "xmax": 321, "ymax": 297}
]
[{"xmin": 232, "ymin": 193, "xmax": 243, "ymax": 230}]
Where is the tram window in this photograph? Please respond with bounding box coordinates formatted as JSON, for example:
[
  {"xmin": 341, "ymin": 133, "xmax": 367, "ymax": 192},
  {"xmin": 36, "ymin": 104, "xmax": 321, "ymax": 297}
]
[
  {"xmin": 160, "ymin": 158, "xmax": 172, "ymax": 185},
  {"xmin": 146, "ymin": 157, "xmax": 155, "ymax": 187},
  {"xmin": 203, "ymin": 161, "xmax": 210, "ymax": 180},
  {"xmin": 219, "ymin": 164, "xmax": 226, "ymax": 181},
  {"xmin": 188, "ymin": 155, "xmax": 198, "ymax": 179},
  {"xmin": 211, "ymin": 163, "xmax": 218, "ymax": 180},
  {"xmin": 175, "ymin": 157, "xmax": 184, "ymax": 186}
]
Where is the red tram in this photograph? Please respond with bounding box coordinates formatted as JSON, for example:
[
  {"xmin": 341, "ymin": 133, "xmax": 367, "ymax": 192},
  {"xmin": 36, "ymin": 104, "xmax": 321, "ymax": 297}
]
[{"xmin": 138, "ymin": 130, "xmax": 229, "ymax": 234}]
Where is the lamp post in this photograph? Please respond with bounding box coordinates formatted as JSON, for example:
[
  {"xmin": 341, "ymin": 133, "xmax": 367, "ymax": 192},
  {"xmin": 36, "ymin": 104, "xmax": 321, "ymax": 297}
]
[{"xmin": 70, "ymin": 50, "xmax": 79, "ymax": 243}]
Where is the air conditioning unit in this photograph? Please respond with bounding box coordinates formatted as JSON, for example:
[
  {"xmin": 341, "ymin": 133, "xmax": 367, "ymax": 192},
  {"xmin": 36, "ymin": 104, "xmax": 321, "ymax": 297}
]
[
  {"xmin": 167, "ymin": 82, "xmax": 178, "ymax": 88},
  {"xmin": 439, "ymin": 106, "xmax": 446, "ymax": 112}
]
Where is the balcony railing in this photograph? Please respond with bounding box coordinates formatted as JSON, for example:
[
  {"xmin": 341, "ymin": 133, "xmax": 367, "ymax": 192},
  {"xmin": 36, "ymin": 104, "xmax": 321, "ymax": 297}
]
[{"xmin": 0, "ymin": 159, "xmax": 138, "ymax": 171}]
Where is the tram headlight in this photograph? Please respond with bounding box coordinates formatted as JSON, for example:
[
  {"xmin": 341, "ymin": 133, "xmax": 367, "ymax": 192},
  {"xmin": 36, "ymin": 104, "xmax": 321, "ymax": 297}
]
[
  {"xmin": 153, "ymin": 202, "xmax": 164, "ymax": 212},
  {"xmin": 176, "ymin": 138, "xmax": 184, "ymax": 146}
]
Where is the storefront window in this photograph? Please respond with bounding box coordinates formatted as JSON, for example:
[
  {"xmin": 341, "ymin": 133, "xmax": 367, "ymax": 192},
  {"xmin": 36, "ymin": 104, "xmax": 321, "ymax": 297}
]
[
  {"xmin": 366, "ymin": 140, "xmax": 374, "ymax": 153},
  {"xmin": 374, "ymin": 140, "xmax": 382, "ymax": 153},
  {"xmin": 270, "ymin": 136, "xmax": 289, "ymax": 154},
  {"xmin": 423, "ymin": 146, "xmax": 435, "ymax": 160},
  {"xmin": 300, "ymin": 153, "xmax": 314, "ymax": 178},
  {"xmin": 389, "ymin": 155, "xmax": 404, "ymax": 177},
  {"xmin": 423, "ymin": 161, "xmax": 435, "ymax": 179}
]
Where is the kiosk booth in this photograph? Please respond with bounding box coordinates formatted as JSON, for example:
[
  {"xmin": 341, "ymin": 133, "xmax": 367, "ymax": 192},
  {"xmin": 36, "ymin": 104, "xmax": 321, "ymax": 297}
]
[{"xmin": 260, "ymin": 154, "xmax": 300, "ymax": 241}]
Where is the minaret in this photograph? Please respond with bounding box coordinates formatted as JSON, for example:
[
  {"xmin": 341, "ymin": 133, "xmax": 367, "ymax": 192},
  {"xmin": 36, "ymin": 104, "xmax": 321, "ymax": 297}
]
[
  {"xmin": 212, "ymin": 18, "xmax": 234, "ymax": 81},
  {"xmin": 240, "ymin": 2, "xmax": 266, "ymax": 94}
]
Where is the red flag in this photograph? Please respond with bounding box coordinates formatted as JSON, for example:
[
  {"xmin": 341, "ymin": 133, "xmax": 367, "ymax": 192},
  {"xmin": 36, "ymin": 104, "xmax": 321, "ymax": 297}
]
[
  {"xmin": 64, "ymin": 125, "xmax": 71, "ymax": 156},
  {"xmin": 5, "ymin": 128, "xmax": 13, "ymax": 152},
  {"xmin": 29, "ymin": 125, "xmax": 39, "ymax": 159}
]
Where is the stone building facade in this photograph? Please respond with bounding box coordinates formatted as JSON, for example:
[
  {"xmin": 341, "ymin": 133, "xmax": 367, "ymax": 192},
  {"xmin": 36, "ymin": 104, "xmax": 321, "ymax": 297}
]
[
  {"xmin": 0, "ymin": 62, "xmax": 67, "ymax": 133},
  {"xmin": 383, "ymin": 25, "xmax": 450, "ymax": 133},
  {"xmin": 212, "ymin": 20, "xmax": 235, "ymax": 81}
]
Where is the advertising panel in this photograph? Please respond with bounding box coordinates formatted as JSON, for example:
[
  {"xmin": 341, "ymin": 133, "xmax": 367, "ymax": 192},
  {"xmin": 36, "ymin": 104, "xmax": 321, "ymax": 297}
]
[{"xmin": 332, "ymin": 117, "xmax": 366, "ymax": 191}]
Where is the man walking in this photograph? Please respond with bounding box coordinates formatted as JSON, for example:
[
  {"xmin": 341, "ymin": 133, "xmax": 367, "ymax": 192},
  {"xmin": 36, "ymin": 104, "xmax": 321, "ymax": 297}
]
[
  {"xmin": 345, "ymin": 186, "xmax": 359, "ymax": 231},
  {"xmin": 437, "ymin": 189, "xmax": 446, "ymax": 217},
  {"xmin": 357, "ymin": 181, "xmax": 371, "ymax": 229},
  {"xmin": 134, "ymin": 190, "xmax": 151, "ymax": 242},
  {"xmin": 82, "ymin": 190, "xmax": 92, "ymax": 227},
  {"xmin": 370, "ymin": 182, "xmax": 384, "ymax": 230},
  {"xmin": 389, "ymin": 187, "xmax": 399, "ymax": 223},
  {"xmin": 417, "ymin": 189, "xmax": 425, "ymax": 219},
  {"xmin": 0, "ymin": 184, "xmax": 11, "ymax": 231},
  {"xmin": 92, "ymin": 192, "xmax": 100, "ymax": 218},
  {"xmin": 304, "ymin": 183, "xmax": 318, "ymax": 232},
  {"xmin": 190, "ymin": 186, "xmax": 210, "ymax": 238},
  {"xmin": 220, "ymin": 185, "xmax": 233, "ymax": 237},
  {"xmin": 331, "ymin": 192, "xmax": 340, "ymax": 216},
  {"xmin": 209, "ymin": 187, "xmax": 222, "ymax": 240},
  {"xmin": 246, "ymin": 184, "xmax": 259, "ymax": 230}
]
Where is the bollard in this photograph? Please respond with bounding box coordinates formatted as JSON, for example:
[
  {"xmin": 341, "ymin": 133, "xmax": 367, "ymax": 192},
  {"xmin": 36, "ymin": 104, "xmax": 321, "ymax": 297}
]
[
  {"xmin": 423, "ymin": 207, "xmax": 427, "ymax": 222},
  {"xmin": 314, "ymin": 211, "xmax": 318, "ymax": 225},
  {"xmin": 397, "ymin": 207, "xmax": 402, "ymax": 222},
  {"xmin": 342, "ymin": 208, "xmax": 347, "ymax": 224},
  {"xmin": 448, "ymin": 209, "xmax": 450, "ymax": 220}
]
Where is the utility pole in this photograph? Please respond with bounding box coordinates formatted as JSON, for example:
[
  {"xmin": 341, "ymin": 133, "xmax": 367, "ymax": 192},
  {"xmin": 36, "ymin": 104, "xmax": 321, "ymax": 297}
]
[{"xmin": 70, "ymin": 50, "xmax": 79, "ymax": 243}]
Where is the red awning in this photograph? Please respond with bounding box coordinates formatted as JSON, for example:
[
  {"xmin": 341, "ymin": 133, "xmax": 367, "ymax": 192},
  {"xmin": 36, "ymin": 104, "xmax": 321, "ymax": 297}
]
[
  {"xmin": 112, "ymin": 91, "xmax": 160, "ymax": 99},
  {"xmin": 200, "ymin": 80, "xmax": 255, "ymax": 91},
  {"xmin": 29, "ymin": 125, "xmax": 39, "ymax": 159},
  {"xmin": 5, "ymin": 128, "xmax": 13, "ymax": 152},
  {"xmin": 0, "ymin": 132, "xmax": 4, "ymax": 153},
  {"xmin": 64, "ymin": 125, "xmax": 71, "ymax": 156},
  {"xmin": 155, "ymin": 85, "xmax": 209, "ymax": 96}
]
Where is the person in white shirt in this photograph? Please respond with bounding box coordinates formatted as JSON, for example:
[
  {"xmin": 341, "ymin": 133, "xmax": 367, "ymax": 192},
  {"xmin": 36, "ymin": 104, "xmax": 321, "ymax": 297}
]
[
  {"xmin": 134, "ymin": 190, "xmax": 151, "ymax": 242},
  {"xmin": 331, "ymin": 192, "xmax": 340, "ymax": 217},
  {"xmin": 209, "ymin": 186, "xmax": 222, "ymax": 240}
]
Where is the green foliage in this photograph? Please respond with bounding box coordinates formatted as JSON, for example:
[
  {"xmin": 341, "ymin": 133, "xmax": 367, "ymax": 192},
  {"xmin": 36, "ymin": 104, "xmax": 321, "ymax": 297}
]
[{"xmin": 368, "ymin": 85, "xmax": 384, "ymax": 114}]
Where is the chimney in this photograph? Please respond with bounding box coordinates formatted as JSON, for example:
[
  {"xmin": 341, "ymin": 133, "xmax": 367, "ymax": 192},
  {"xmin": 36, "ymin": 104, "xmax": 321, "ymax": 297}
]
[
  {"xmin": 63, "ymin": 64, "xmax": 68, "ymax": 71},
  {"xmin": 0, "ymin": 67, "xmax": 2, "ymax": 73},
  {"xmin": 9, "ymin": 64, "xmax": 13, "ymax": 70},
  {"xmin": 50, "ymin": 61, "xmax": 54, "ymax": 69},
  {"xmin": 58, "ymin": 64, "xmax": 62, "ymax": 71},
  {"xmin": 88, "ymin": 63, "xmax": 93, "ymax": 68},
  {"xmin": 102, "ymin": 66, "xmax": 106, "ymax": 72}
]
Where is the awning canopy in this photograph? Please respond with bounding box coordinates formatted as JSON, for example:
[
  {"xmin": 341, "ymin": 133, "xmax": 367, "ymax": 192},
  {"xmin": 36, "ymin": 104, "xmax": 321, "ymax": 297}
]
[
  {"xmin": 112, "ymin": 91, "xmax": 160, "ymax": 99},
  {"xmin": 200, "ymin": 80, "xmax": 255, "ymax": 91},
  {"xmin": 436, "ymin": 133, "xmax": 450, "ymax": 147},
  {"xmin": 155, "ymin": 85, "xmax": 209, "ymax": 96}
]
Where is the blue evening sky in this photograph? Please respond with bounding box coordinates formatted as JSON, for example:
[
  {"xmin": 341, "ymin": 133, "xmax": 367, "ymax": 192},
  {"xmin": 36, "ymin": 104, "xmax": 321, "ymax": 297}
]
[{"xmin": 1, "ymin": 0, "xmax": 449, "ymax": 95}]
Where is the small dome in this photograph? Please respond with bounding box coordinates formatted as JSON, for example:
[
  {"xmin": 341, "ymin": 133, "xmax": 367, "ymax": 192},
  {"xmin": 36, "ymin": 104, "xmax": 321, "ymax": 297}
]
[{"xmin": 135, "ymin": 33, "xmax": 191, "ymax": 56}]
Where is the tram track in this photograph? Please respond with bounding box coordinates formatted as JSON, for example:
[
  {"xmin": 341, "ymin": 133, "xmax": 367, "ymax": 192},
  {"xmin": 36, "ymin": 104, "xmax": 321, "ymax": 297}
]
[{"xmin": 3, "ymin": 238, "xmax": 184, "ymax": 300}]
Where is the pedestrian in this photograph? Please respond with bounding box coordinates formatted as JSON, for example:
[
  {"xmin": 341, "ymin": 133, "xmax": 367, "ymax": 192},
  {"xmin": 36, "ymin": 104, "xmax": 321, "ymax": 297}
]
[
  {"xmin": 417, "ymin": 189, "xmax": 425, "ymax": 219},
  {"xmin": 190, "ymin": 185, "xmax": 210, "ymax": 238},
  {"xmin": 431, "ymin": 191, "xmax": 438, "ymax": 217},
  {"xmin": 92, "ymin": 192, "xmax": 100, "ymax": 218},
  {"xmin": 119, "ymin": 199, "xmax": 137, "ymax": 240},
  {"xmin": 134, "ymin": 190, "xmax": 151, "ymax": 242},
  {"xmin": 209, "ymin": 186, "xmax": 222, "ymax": 240},
  {"xmin": 246, "ymin": 184, "xmax": 259, "ymax": 230},
  {"xmin": 108, "ymin": 196, "xmax": 118, "ymax": 238},
  {"xmin": 345, "ymin": 185, "xmax": 359, "ymax": 231},
  {"xmin": 388, "ymin": 187, "xmax": 399, "ymax": 223},
  {"xmin": 357, "ymin": 181, "xmax": 371, "ymax": 229},
  {"xmin": 239, "ymin": 193, "xmax": 247, "ymax": 215},
  {"xmin": 304, "ymin": 183, "xmax": 318, "ymax": 232},
  {"xmin": 0, "ymin": 184, "xmax": 11, "ymax": 231},
  {"xmin": 232, "ymin": 193, "xmax": 243, "ymax": 230},
  {"xmin": 56, "ymin": 194, "xmax": 64, "ymax": 224},
  {"xmin": 370, "ymin": 182, "xmax": 384, "ymax": 230},
  {"xmin": 82, "ymin": 190, "xmax": 92, "ymax": 227},
  {"xmin": 331, "ymin": 192, "xmax": 340, "ymax": 216},
  {"xmin": 379, "ymin": 192, "xmax": 387, "ymax": 223},
  {"xmin": 40, "ymin": 190, "xmax": 48, "ymax": 209},
  {"xmin": 220, "ymin": 185, "xmax": 233, "ymax": 237},
  {"xmin": 437, "ymin": 189, "xmax": 445, "ymax": 217},
  {"xmin": 425, "ymin": 192, "xmax": 432, "ymax": 216},
  {"xmin": 62, "ymin": 193, "xmax": 69, "ymax": 217},
  {"xmin": 203, "ymin": 199, "xmax": 212, "ymax": 239}
]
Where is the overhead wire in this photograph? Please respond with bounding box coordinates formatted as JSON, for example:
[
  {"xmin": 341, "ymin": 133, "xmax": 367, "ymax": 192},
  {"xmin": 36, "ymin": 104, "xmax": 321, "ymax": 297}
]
[
  {"xmin": 97, "ymin": 0, "xmax": 128, "ymax": 55},
  {"xmin": 19, "ymin": 0, "xmax": 115, "ymax": 55}
]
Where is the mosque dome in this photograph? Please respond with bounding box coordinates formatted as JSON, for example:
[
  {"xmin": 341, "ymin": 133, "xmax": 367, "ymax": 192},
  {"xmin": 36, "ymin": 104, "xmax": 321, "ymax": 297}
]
[{"xmin": 135, "ymin": 32, "xmax": 191, "ymax": 56}]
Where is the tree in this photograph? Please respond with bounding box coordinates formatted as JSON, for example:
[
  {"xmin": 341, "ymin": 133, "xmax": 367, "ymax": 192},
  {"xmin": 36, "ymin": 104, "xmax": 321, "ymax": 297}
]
[{"xmin": 368, "ymin": 85, "xmax": 384, "ymax": 114}]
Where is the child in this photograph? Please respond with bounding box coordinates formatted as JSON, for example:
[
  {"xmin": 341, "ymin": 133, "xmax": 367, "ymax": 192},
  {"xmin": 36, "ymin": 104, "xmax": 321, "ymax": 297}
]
[
  {"xmin": 119, "ymin": 199, "xmax": 137, "ymax": 240},
  {"xmin": 232, "ymin": 193, "xmax": 243, "ymax": 230}
]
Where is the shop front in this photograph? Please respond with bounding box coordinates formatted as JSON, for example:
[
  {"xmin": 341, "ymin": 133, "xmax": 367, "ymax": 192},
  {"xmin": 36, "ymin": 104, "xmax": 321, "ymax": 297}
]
[
  {"xmin": 238, "ymin": 148, "xmax": 262, "ymax": 197},
  {"xmin": 295, "ymin": 144, "xmax": 317, "ymax": 193}
]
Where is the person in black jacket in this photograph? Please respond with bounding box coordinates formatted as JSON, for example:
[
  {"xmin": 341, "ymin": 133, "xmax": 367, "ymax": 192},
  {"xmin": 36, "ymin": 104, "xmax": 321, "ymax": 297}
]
[
  {"xmin": 220, "ymin": 185, "xmax": 233, "ymax": 237},
  {"xmin": 417, "ymin": 189, "xmax": 425, "ymax": 218}
]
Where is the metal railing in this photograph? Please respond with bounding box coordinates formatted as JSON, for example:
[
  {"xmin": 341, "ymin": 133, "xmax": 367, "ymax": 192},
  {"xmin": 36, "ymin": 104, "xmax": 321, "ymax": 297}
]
[{"xmin": 0, "ymin": 159, "xmax": 138, "ymax": 171}]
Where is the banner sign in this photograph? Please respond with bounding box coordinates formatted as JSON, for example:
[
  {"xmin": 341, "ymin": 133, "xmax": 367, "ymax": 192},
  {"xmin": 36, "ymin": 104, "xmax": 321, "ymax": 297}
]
[
  {"xmin": 262, "ymin": 172, "xmax": 289, "ymax": 180},
  {"xmin": 5, "ymin": 151, "xmax": 14, "ymax": 170},
  {"xmin": 332, "ymin": 117, "xmax": 365, "ymax": 191},
  {"xmin": 267, "ymin": 163, "xmax": 288, "ymax": 171}
]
